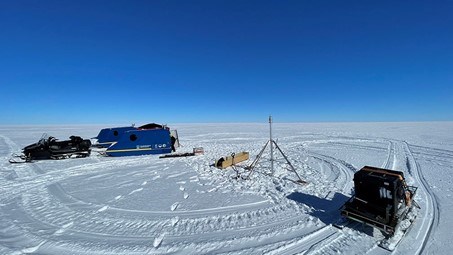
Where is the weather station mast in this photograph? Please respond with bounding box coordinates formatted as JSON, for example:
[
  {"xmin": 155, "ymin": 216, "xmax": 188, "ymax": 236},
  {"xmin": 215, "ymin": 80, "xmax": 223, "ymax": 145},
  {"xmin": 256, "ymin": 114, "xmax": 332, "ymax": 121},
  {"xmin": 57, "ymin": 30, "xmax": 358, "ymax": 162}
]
[{"xmin": 246, "ymin": 115, "xmax": 307, "ymax": 184}]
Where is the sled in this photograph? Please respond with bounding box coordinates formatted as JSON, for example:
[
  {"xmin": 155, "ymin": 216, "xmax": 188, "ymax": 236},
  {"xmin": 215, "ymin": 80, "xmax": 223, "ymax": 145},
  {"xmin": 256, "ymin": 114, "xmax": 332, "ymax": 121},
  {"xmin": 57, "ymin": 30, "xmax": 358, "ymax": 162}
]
[
  {"xmin": 340, "ymin": 166, "xmax": 418, "ymax": 250},
  {"xmin": 215, "ymin": 152, "xmax": 249, "ymax": 169},
  {"xmin": 159, "ymin": 147, "xmax": 204, "ymax": 158}
]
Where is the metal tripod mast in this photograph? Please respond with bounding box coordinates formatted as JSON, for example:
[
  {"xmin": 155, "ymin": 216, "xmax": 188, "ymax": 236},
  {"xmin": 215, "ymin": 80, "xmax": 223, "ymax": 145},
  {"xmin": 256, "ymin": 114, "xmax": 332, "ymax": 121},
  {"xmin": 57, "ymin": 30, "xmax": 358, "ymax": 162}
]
[
  {"xmin": 246, "ymin": 116, "xmax": 307, "ymax": 184},
  {"xmin": 269, "ymin": 115, "xmax": 274, "ymax": 174}
]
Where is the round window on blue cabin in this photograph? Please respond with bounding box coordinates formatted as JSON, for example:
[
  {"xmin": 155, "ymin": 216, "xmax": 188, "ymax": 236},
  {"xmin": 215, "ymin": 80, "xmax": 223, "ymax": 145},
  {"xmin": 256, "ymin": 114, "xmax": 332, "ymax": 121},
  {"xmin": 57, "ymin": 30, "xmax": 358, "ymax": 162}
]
[
  {"xmin": 113, "ymin": 130, "xmax": 118, "ymax": 136},
  {"xmin": 130, "ymin": 134, "xmax": 137, "ymax": 141}
]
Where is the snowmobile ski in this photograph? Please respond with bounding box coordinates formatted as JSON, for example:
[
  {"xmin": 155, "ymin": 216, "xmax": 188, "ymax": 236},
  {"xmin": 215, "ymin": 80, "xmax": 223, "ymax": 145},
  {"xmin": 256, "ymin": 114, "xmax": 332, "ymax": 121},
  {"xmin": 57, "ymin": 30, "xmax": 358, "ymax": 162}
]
[{"xmin": 8, "ymin": 153, "xmax": 32, "ymax": 163}]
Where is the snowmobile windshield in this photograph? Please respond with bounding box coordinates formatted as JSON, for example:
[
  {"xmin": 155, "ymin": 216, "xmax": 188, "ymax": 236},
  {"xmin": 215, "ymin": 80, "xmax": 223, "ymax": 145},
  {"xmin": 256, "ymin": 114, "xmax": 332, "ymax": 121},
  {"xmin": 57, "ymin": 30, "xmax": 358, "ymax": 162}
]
[{"xmin": 38, "ymin": 133, "xmax": 50, "ymax": 145}]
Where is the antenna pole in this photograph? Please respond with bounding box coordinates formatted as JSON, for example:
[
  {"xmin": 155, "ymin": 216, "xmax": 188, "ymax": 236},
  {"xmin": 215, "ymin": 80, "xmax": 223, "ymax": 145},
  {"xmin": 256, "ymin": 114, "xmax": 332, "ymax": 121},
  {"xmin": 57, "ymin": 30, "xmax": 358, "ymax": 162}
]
[
  {"xmin": 269, "ymin": 115, "xmax": 274, "ymax": 174},
  {"xmin": 246, "ymin": 115, "xmax": 307, "ymax": 184}
]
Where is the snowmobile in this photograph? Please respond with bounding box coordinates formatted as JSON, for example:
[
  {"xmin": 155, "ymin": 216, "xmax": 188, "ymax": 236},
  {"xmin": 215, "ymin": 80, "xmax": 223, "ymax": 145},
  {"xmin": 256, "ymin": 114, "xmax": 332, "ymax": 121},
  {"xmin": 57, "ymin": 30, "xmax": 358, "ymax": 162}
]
[
  {"xmin": 9, "ymin": 134, "xmax": 92, "ymax": 163},
  {"xmin": 339, "ymin": 166, "xmax": 418, "ymax": 250}
]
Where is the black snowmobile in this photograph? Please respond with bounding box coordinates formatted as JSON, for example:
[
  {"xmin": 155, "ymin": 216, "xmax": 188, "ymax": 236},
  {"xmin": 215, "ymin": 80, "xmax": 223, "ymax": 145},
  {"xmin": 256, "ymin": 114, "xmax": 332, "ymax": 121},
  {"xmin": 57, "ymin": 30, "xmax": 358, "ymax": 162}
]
[{"xmin": 9, "ymin": 134, "xmax": 92, "ymax": 163}]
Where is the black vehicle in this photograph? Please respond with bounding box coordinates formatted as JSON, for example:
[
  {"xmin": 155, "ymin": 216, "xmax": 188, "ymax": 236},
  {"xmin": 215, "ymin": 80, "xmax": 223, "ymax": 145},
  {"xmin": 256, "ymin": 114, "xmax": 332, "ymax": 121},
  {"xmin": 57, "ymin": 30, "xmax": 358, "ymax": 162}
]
[
  {"xmin": 9, "ymin": 134, "xmax": 91, "ymax": 163},
  {"xmin": 340, "ymin": 166, "xmax": 418, "ymax": 236}
]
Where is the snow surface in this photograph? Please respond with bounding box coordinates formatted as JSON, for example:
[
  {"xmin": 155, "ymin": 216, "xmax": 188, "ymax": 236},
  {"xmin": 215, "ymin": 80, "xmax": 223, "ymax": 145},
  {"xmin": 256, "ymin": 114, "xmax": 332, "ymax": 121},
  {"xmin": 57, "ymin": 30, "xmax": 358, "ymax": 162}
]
[{"xmin": 0, "ymin": 122, "xmax": 452, "ymax": 255}]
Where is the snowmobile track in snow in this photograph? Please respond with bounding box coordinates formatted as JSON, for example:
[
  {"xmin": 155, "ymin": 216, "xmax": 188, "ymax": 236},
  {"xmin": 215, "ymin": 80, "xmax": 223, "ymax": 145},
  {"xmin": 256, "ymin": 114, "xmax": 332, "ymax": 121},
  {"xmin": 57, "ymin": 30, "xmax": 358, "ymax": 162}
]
[
  {"xmin": 382, "ymin": 140, "xmax": 395, "ymax": 169},
  {"xmin": 308, "ymin": 152, "xmax": 355, "ymax": 195},
  {"xmin": 404, "ymin": 142, "xmax": 440, "ymax": 254},
  {"xmin": 363, "ymin": 140, "xmax": 439, "ymax": 255}
]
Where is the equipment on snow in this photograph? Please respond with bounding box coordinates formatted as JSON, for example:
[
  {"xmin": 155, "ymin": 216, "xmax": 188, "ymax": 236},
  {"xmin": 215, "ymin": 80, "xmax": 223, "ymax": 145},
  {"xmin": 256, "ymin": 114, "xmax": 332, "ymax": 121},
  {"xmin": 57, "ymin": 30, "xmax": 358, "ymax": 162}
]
[
  {"xmin": 246, "ymin": 116, "xmax": 307, "ymax": 184},
  {"xmin": 159, "ymin": 147, "xmax": 204, "ymax": 158},
  {"xmin": 9, "ymin": 134, "xmax": 91, "ymax": 163},
  {"xmin": 93, "ymin": 126, "xmax": 136, "ymax": 148},
  {"xmin": 92, "ymin": 123, "xmax": 180, "ymax": 157},
  {"xmin": 340, "ymin": 166, "xmax": 418, "ymax": 249},
  {"xmin": 215, "ymin": 152, "xmax": 249, "ymax": 169}
]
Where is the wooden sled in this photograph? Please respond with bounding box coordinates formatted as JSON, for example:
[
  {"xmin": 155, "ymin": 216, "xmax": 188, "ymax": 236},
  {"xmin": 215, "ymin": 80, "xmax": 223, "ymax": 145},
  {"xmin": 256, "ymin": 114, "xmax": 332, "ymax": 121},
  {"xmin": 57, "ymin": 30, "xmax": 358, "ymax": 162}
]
[{"xmin": 215, "ymin": 152, "xmax": 249, "ymax": 169}]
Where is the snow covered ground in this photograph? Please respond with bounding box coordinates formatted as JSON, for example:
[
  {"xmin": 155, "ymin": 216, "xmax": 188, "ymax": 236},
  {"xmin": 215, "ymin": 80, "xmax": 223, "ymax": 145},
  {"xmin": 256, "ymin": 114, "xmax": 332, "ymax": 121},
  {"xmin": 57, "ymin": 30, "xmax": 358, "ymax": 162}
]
[{"xmin": 0, "ymin": 122, "xmax": 452, "ymax": 255}]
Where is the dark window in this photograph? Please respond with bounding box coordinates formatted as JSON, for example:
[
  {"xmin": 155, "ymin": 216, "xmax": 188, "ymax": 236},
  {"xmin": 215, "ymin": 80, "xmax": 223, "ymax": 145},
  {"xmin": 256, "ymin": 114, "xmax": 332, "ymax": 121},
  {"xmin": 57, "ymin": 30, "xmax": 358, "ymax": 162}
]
[
  {"xmin": 113, "ymin": 130, "xmax": 118, "ymax": 136},
  {"xmin": 130, "ymin": 134, "xmax": 137, "ymax": 141}
]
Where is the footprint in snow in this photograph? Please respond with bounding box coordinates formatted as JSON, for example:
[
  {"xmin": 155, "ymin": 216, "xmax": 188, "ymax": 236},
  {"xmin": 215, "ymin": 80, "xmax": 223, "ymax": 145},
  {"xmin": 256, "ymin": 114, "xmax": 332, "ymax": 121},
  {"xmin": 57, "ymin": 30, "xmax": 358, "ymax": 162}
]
[
  {"xmin": 115, "ymin": 195, "xmax": 122, "ymax": 200},
  {"xmin": 152, "ymin": 175, "xmax": 161, "ymax": 181},
  {"xmin": 171, "ymin": 217, "xmax": 180, "ymax": 227},
  {"xmin": 141, "ymin": 181, "xmax": 147, "ymax": 186},
  {"xmin": 54, "ymin": 222, "xmax": 74, "ymax": 235},
  {"xmin": 171, "ymin": 202, "xmax": 179, "ymax": 211},
  {"xmin": 98, "ymin": 206, "xmax": 109, "ymax": 212},
  {"xmin": 179, "ymin": 185, "xmax": 189, "ymax": 199},
  {"xmin": 128, "ymin": 188, "xmax": 143, "ymax": 195},
  {"xmin": 153, "ymin": 233, "xmax": 165, "ymax": 248},
  {"xmin": 21, "ymin": 241, "xmax": 46, "ymax": 254}
]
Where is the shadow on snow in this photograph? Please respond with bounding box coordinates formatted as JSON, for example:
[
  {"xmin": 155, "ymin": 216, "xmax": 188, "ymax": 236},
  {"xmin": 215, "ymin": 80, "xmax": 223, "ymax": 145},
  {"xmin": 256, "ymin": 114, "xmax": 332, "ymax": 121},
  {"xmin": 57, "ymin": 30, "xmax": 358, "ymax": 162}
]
[{"xmin": 287, "ymin": 191, "xmax": 376, "ymax": 237}]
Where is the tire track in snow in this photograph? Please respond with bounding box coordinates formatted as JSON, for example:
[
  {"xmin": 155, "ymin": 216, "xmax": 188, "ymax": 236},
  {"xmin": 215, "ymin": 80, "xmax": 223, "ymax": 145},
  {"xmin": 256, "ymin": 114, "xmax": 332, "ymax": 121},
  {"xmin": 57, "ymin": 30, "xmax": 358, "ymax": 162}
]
[
  {"xmin": 17, "ymin": 191, "xmax": 307, "ymax": 254},
  {"xmin": 409, "ymin": 145, "xmax": 453, "ymax": 159},
  {"xmin": 0, "ymin": 135, "xmax": 37, "ymax": 179},
  {"xmin": 48, "ymin": 178, "xmax": 270, "ymax": 217},
  {"xmin": 269, "ymin": 148, "xmax": 358, "ymax": 255},
  {"xmin": 15, "ymin": 181, "xmax": 295, "ymax": 246},
  {"xmin": 266, "ymin": 225, "xmax": 341, "ymax": 255},
  {"xmin": 27, "ymin": 188, "xmax": 269, "ymax": 229},
  {"xmin": 403, "ymin": 142, "xmax": 440, "ymax": 254},
  {"xmin": 0, "ymin": 135, "xmax": 51, "ymax": 253},
  {"xmin": 410, "ymin": 145, "xmax": 453, "ymax": 165},
  {"xmin": 162, "ymin": 211, "xmax": 308, "ymax": 245},
  {"xmin": 0, "ymin": 157, "xmax": 162, "ymax": 202},
  {"xmin": 308, "ymin": 152, "xmax": 356, "ymax": 195},
  {"xmin": 382, "ymin": 140, "xmax": 395, "ymax": 169},
  {"xmin": 364, "ymin": 141, "xmax": 439, "ymax": 255}
]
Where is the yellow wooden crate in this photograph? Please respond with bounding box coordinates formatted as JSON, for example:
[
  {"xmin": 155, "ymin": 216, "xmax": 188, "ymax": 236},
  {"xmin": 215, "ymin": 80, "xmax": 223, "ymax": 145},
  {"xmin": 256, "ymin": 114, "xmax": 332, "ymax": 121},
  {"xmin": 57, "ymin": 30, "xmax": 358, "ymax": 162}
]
[{"xmin": 215, "ymin": 152, "xmax": 249, "ymax": 169}]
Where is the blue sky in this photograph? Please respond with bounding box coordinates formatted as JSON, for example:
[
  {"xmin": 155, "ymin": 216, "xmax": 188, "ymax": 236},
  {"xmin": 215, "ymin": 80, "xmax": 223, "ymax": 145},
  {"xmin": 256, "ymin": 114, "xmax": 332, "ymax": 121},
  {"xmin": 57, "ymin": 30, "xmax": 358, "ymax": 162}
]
[{"xmin": 0, "ymin": 1, "xmax": 452, "ymax": 124}]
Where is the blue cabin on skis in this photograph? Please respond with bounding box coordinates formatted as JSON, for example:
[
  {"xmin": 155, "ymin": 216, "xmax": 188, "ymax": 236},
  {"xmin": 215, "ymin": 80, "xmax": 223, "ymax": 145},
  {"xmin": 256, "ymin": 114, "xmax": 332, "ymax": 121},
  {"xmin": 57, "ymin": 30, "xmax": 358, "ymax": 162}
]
[
  {"xmin": 94, "ymin": 126, "xmax": 136, "ymax": 148},
  {"xmin": 93, "ymin": 123, "xmax": 179, "ymax": 157}
]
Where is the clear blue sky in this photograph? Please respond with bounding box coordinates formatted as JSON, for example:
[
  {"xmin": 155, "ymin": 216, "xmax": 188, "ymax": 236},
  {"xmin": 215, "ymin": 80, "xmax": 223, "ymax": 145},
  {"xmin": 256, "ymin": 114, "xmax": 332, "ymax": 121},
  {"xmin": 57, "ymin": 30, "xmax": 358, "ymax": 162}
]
[{"xmin": 1, "ymin": 0, "xmax": 452, "ymax": 124}]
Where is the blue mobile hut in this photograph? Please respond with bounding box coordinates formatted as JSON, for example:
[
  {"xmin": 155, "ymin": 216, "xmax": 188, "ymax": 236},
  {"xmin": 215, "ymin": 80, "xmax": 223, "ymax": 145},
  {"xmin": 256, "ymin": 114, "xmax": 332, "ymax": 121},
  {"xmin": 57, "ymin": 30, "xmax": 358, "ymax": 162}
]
[
  {"xmin": 93, "ymin": 123, "xmax": 179, "ymax": 156},
  {"xmin": 94, "ymin": 126, "xmax": 136, "ymax": 148}
]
